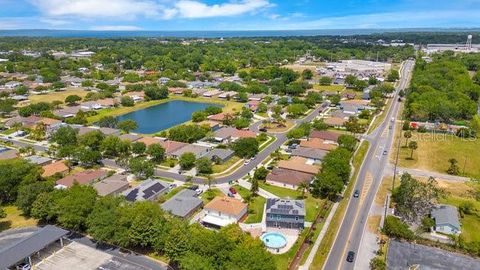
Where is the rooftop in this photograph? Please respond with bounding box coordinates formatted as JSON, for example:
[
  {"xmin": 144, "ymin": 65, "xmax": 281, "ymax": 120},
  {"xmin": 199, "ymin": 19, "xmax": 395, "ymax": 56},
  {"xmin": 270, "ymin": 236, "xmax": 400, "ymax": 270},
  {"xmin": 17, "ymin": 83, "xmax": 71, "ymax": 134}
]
[
  {"xmin": 204, "ymin": 196, "xmax": 247, "ymax": 217},
  {"xmin": 161, "ymin": 189, "xmax": 203, "ymax": 218}
]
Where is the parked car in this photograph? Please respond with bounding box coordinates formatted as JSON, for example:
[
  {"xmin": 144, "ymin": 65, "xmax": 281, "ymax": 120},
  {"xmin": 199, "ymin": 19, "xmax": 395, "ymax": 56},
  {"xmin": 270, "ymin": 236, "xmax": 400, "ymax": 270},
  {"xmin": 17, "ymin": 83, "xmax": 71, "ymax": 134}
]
[
  {"xmin": 259, "ymin": 127, "xmax": 268, "ymax": 132},
  {"xmin": 383, "ymin": 150, "xmax": 388, "ymax": 155},
  {"xmin": 188, "ymin": 185, "xmax": 199, "ymax": 191},
  {"xmin": 244, "ymin": 159, "xmax": 251, "ymax": 165},
  {"xmin": 227, "ymin": 192, "xmax": 234, "ymax": 197},
  {"xmin": 353, "ymin": 189, "xmax": 360, "ymax": 198},
  {"xmin": 229, "ymin": 187, "xmax": 237, "ymax": 194},
  {"xmin": 346, "ymin": 251, "xmax": 355, "ymax": 262},
  {"xmin": 169, "ymin": 183, "xmax": 177, "ymax": 189},
  {"xmin": 16, "ymin": 263, "xmax": 31, "ymax": 270},
  {"xmin": 195, "ymin": 189, "xmax": 203, "ymax": 196}
]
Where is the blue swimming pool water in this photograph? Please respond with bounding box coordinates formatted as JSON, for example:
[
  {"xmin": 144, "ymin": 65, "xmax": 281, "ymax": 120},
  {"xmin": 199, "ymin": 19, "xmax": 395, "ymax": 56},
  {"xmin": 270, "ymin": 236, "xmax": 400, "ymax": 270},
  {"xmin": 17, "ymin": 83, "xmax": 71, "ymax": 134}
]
[
  {"xmin": 116, "ymin": 100, "xmax": 221, "ymax": 134},
  {"xmin": 261, "ymin": 232, "xmax": 287, "ymax": 249}
]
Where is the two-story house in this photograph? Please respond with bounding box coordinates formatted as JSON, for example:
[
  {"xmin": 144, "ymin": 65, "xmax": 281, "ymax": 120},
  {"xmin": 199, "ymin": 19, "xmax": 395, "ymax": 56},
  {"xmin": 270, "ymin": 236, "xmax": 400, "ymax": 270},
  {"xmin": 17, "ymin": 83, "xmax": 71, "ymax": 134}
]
[{"xmin": 266, "ymin": 198, "xmax": 305, "ymax": 230}]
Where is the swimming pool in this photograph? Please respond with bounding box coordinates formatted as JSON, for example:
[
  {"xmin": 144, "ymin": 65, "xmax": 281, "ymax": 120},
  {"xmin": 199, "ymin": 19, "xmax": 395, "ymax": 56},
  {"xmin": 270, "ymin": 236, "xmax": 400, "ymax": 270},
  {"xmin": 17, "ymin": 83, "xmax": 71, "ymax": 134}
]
[{"xmin": 261, "ymin": 232, "xmax": 287, "ymax": 249}]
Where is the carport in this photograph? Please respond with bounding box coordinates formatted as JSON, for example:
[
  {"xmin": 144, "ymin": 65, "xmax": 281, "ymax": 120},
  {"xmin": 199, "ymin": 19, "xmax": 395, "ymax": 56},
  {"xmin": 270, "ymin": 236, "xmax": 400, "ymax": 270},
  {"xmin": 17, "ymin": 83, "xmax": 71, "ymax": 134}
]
[{"xmin": 0, "ymin": 225, "xmax": 68, "ymax": 269}]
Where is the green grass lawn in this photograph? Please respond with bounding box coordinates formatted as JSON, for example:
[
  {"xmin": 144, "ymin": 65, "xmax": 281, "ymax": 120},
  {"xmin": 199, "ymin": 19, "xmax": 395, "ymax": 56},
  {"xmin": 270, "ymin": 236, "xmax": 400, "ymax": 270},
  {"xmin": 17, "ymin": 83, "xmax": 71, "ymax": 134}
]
[
  {"xmin": 439, "ymin": 194, "xmax": 480, "ymax": 243},
  {"xmin": 212, "ymin": 156, "xmax": 241, "ymax": 173},
  {"xmin": 312, "ymin": 84, "xmax": 345, "ymax": 92},
  {"xmin": 29, "ymin": 88, "xmax": 89, "ymax": 104},
  {"xmin": 161, "ymin": 186, "xmax": 185, "ymax": 201},
  {"xmin": 200, "ymin": 188, "xmax": 224, "ymax": 204},
  {"xmin": 233, "ymin": 185, "xmax": 266, "ymax": 224},
  {"xmin": 0, "ymin": 205, "xmax": 38, "ymax": 232},
  {"xmin": 159, "ymin": 158, "xmax": 177, "ymax": 168},
  {"xmin": 259, "ymin": 135, "xmax": 276, "ymax": 151},
  {"xmin": 259, "ymin": 182, "xmax": 301, "ymax": 198},
  {"xmin": 394, "ymin": 132, "xmax": 480, "ymax": 179}
]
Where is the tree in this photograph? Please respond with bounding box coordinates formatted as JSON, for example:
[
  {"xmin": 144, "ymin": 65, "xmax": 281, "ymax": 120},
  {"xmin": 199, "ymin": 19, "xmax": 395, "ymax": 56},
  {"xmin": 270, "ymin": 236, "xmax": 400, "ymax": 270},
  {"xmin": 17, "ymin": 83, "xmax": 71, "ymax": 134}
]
[
  {"xmin": 447, "ymin": 158, "xmax": 460, "ymax": 175},
  {"xmin": 408, "ymin": 141, "xmax": 418, "ymax": 159},
  {"xmin": 312, "ymin": 119, "xmax": 328, "ymax": 131},
  {"xmin": 319, "ymin": 76, "xmax": 332, "ymax": 85},
  {"xmin": 470, "ymin": 115, "xmax": 480, "ymax": 136},
  {"xmin": 192, "ymin": 111, "xmax": 207, "ymax": 122},
  {"xmin": 121, "ymin": 96, "xmax": 135, "ymax": 107},
  {"xmin": 56, "ymin": 184, "xmax": 98, "ymax": 230},
  {"xmin": 403, "ymin": 130, "xmax": 412, "ymax": 147},
  {"xmin": 203, "ymin": 175, "xmax": 217, "ymax": 190},
  {"xmin": 101, "ymin": 135, "xmax": 122, "ymax": 157},
  {"xmin": 144, "ymin": 85, "xmax": 168, "ymax": 100},
  {"xmin": 196, "ymin": 157, "xmax": 213, "ymax": 174},
  {"xmin": 179, "ymin": 152, "xmax": 196, "ymax": 170},
  {"xmin": 287, "ymin": 103, "xmax": 308, "ymax": 118},
  {"xmin": 86, "ymin": 195, "xmax": 123, "ymax": 243},
  {"xmin": 164, "ymin": 220, "xmax": 191, "ymax": 262},
  {"xmin": 345, "ymin": 74, "xmax": 357, "ymax": 87},
  {"xmin": 344, "ymin": 116, "xmax": 365, "ymax": 135},
  {"xmin": 180, "ymin": 252, "xmax": 215, "ymax": 270},
  {"xmin": 253, "ymin": 167, "xmax": 269, "ymax": 180},
  {"xmin": 387, "ymin": 69, "xmax": 400, "ymax": 82},
  {"xmin": 338, "ymin": 134, "xmax": 357, "ymax": 151},
  {"xmin": 131, "ymin": 141, "xmax": 146, "ymax": 155},
  {"xmin": 234, "ymin": 118, "xmax": 251, "ymax": 129},
  {"xmin": 117, "ymin": 120, "xmax": 138, "ymax": 134},
  {"xmin": 129, "ymin": 158, "xmax": 154, "ymax": 179},
  {"xmin": 383, "ymin": 216, "xmax": 415, "ymax": 240},
  {"xmin": 50, "ymin": 126, "xmax": 78, "ymax": 147},
  {"xmin": 231, "ymin": 138, "xmax": 259, "ymax": 158},
  {"xmin": 392, "ymin": 173, "xmax": 443, "ymax": 224},
  {"xmin": 0, "ymin": 207, "xmax": 5, "ymax": 219},
  {"xmin": 0, "ymin": 159, "xmax": 42, "ymax": 204},
  {"xmin": 97, "ymin": 116, "xmax": 118, "ymax": 128},
  {"xmin": 168, "ymin": 124, "xmax": 208, "ymax": 143},
  {"xmin": 78, "ymin": 130, "xmax": 105, "ymax": 151},
  {"xmin": 250, "ymin": 177, "xmax": 259, "ymax": 196},
  {"xmin": 65, "ymin": 95, "xmax": 82, "ymax": 106},
  {"xmin": 76, "ymin": 147, "xmax": 102, "ymax": 167},
  {"xmin": 146, "ymin": 144, "xmax": 165, "ymax": 163},
  {"xmin": 65, "ymin": 110, "xmax": 88, "ymax": 125},
  {"xmin": 302, "ymin": 69, "xmax": 313, "ymax": 80},
  {"xmin": 311, "ymin": 169, "xmax": 343, "ymax": 199},
  {"xmin": 297, "ymin": 181, "xmax": 309, "ymax": 198}
]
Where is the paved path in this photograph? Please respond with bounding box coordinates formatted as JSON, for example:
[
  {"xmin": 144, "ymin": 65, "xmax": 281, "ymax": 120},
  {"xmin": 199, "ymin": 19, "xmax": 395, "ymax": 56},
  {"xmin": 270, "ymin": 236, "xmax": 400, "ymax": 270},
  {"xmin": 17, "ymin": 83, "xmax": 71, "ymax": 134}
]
[
  {"xmin": 387, "ymin": 164, "xmax": 471, "ymax": 182},
  {"xmin": 299, "ymin": 202, "xmax": 339, "ymax": 270}
]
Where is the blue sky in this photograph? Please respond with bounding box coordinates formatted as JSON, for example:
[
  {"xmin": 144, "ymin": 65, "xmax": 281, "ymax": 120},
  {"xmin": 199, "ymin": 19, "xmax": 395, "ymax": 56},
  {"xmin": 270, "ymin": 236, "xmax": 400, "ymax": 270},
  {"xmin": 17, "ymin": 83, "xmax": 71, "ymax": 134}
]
[{"xmin": 1, "ymin": 0, "xmax": 480, "ymax": 31}]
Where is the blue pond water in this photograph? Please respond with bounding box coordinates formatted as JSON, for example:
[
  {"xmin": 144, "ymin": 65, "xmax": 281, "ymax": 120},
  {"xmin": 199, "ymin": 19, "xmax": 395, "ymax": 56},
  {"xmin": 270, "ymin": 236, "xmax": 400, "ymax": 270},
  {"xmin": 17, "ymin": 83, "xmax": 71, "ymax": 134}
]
[
  {"xmin": 116, "ymin": 100, "xmax": 221, "ymax": 134},
  {"xmin": 261, "ymin": 232, "xmax": 287, "ymax": 249}
]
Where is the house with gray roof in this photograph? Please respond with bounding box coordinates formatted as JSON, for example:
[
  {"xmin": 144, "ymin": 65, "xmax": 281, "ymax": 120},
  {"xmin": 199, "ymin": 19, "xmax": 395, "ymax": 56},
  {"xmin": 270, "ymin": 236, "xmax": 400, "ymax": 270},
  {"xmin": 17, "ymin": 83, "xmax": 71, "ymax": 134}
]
[
  {"xmin": 266, "ymin": 198, "xmax": 305, "ymax": 229},
  {"xmin": 170, "ymin": 144, "xmax": 210, "ymax": 159},
  {"xmin": 203, "ymin": 148, "xmax": 235, "ymax": 163},
  {"xmin": 161, "ymin": 189, "xmax": 203, "ymax": 218},
  {"xmin": 122, "ymin": 179, "xmax": 168, "ymax": 202},
  {"xmin": 431, "ymin": 204, "xmax": 461, "ymax": 235},
  {"xmin": 24, "ymin": 155, "xmax": 53, "ymax": 166},
  {"xmin": 291, "ymin": 147, "xmax": 328, "ymax": 162}
]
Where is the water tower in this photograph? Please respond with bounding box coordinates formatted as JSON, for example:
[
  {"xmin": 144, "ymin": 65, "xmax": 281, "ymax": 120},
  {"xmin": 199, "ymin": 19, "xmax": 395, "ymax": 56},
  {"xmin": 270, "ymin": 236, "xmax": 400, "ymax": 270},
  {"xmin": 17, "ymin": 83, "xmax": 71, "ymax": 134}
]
[{"xmin": 466, "ymin": 35, "xmax": 473, "ymax": 50}]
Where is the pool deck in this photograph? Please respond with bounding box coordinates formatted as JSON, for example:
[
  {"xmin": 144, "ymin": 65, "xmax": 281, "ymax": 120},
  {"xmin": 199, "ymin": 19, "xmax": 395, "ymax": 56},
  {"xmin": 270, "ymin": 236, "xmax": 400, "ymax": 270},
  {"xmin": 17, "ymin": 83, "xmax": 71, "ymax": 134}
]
[{"xmin": 262, "ymin": 228, "xmax": 299, "ymax": 254}]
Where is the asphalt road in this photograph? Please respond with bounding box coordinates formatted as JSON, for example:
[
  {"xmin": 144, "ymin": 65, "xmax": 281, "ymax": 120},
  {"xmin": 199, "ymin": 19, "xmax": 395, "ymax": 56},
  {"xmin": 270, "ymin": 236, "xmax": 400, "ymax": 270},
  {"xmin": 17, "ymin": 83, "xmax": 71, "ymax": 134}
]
[
  {"xmin": 154, "ymin": 102, "xmax": 329, "ymax": 184},
  {"xmin": 322, "ymin": 60, "xmax": 415, "ymax": 270},
  {"xmin": 0, "ymin": 136, "xmax": 49, "ymax": 152}
]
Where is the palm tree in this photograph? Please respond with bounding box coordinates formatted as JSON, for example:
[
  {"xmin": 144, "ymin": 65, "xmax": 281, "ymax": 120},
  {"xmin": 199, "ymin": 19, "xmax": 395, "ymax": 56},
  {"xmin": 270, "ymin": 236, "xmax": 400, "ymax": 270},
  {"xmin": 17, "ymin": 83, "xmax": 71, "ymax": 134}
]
[
  {"xmin": 408, "ymin": 141, "xmax": 418, "ymax": 159},
  {"xmin": 297, "ymin": 181, "xmax": 309, "ymax": 198},
  {"xmin": 204, "ymin": 175, "xmax": 217, "ymax": 190},
  {"xmin": 404, "ymin": 130, "xmax": 412, "ymax": 147},
  {"xmin": 250, "ymin": 177, "xmax": 259, "ymax": 196}
]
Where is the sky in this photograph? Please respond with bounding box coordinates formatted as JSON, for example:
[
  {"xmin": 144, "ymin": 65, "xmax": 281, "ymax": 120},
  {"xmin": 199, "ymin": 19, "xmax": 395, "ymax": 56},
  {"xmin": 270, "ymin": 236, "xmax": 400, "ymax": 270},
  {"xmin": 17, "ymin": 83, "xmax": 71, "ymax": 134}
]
[{"xmin": 1, "ymin": 0, "xmax": 480, "ymax": 31}]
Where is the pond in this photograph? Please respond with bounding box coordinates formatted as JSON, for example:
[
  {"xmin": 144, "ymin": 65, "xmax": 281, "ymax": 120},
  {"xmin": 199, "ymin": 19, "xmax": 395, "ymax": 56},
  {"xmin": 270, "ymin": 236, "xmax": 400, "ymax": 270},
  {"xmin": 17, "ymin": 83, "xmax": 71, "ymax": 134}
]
[{"xmin": 116, "ymin": 100, "xmax": 222, "ymax": 133}]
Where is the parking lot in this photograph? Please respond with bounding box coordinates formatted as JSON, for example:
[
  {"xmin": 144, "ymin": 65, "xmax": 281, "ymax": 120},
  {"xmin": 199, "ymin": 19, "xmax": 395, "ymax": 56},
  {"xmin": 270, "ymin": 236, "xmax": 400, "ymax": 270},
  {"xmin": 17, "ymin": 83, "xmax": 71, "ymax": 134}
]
[
  {"xmin": 387, "ymin": 240, "xmax": 480, "ymax": 270},
  {"xmin": 35, "ymin": 241, "xmax": 152, "ymax": 270}
]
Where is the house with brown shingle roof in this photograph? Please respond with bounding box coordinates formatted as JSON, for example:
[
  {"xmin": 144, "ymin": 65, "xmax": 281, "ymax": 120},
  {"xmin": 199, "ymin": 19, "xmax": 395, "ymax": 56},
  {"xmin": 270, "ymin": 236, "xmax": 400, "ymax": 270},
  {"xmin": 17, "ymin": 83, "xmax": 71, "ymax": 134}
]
[
  {"xmin": 278, "ymin": 157, "xmax": 320, "ymax": 175},
  {"xmin": 207, "ymin": 113, "xmax": 227, "ymax": 122},
  {"xmin": 300, "ymin": 138, "xmax": 338, "ymax": 151},
  {"xmin": 201, "ymin": 196, "xmax": 247, "ymax": 228},
  {"xmin": 42, "ymin": 161, "xmax": 69, "ymax": 178},
  {"xmin": 159, "ymin": 140, "xmax": 189, "ymax": 155},
  {"xmin": 323, "ymin": 117, "xmax": 347, "ymax": 128},
  {"xmin": 266, "ymin": 168, "xmax": 314, "ymax": 190},
  {"xmin": 309, "ymin": 130, "xmax": 341, "ymax": 143},
  {"xmin": 55, "ymin": 169, "xmax": 107, "ymax": 188},
  {"xmin": 137, "ymin": 136, "xmax": 164, "ymax": 147}
]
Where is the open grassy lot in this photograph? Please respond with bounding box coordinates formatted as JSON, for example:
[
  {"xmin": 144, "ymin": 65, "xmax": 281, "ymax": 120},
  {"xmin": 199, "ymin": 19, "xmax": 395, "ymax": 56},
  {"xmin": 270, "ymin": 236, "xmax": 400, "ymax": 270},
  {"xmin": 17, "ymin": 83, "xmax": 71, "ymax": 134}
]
[
  {"xmin": 0, "ymin": 205, "xmax": 38, "ymax": 232},
  {"xmin": 393, "ymin": 132, "xmax": 480, "ymax": 179},
  {"xmin": 233, "ymin": 185, "xmax": 266, "ymax": 224},
  {"xmin": 200, "ymin": 188, "xmax": 224, "ymax": 204},
  {"xmin": 87, "ymin": 95, "xmax": 244, "ymax": 124},
  {"xmin": 212, "ymin": 156, "xmax": 241, "ymax": 174},
  {"xmin": 29, "ymin": 88, "xmax": 89, "ymax": 104},
  {"xmin": 310, "ymin": 140, "xmax": 370, "ymax": 269},
  {"xmin": 261, "ymin": 120, "xmax": 295, "ymax": 133},
  {"xmin": 312, "ymin": 84, "xmax": 345, "ymax": 92}
]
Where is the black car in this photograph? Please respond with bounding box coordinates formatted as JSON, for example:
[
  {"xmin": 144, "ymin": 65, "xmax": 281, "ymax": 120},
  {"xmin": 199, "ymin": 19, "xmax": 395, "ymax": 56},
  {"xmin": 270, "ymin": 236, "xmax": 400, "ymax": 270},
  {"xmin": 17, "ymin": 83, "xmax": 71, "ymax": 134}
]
[
  {"xmin": 346, "ymin": 251, "xmax": 355, "ymax": 262},
  {"xmin": 259, "ymin": 127, "xmax": 268, "ymax": 132},
  {"xmin": 353, "ymin": 189, "xmax": 360, "ymax": 198},
  {"xmin": 188, "ymin": 185, "xmax": 199, "ymax": 191}
]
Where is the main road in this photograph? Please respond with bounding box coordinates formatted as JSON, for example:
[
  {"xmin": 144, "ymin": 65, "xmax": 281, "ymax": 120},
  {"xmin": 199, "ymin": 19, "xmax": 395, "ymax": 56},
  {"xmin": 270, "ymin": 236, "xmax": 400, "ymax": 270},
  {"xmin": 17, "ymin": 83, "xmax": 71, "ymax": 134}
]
[
  {"xmin": 154, "ymin": 102, "xmax": 329, "ymax": 184},
  {"xmin": 322, "ymin": 60, "xmax": 415, "ymax": 270}
]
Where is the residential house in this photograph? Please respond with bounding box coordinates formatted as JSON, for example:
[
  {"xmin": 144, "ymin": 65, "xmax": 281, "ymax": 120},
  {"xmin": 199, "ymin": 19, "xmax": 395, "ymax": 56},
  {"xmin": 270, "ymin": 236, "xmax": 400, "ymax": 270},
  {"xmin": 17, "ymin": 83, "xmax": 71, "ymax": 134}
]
[
  {"xmin": 137, "ymin": 136, "xmax": 165, "ymax": 147},
  {"xmin": 4, "ymin": 81, "xmax": 22, "ymax": 89},
  {"xmin": 213, "ymin": 127, "xmax": 256, "ymax": 143},
  {"xmin": 309, "ymin": 130, "xmax": 341, "ymax": 143},
  {"xmin": 218, "ymin": 91, "xmax": 237, "ymax": 99},
  {"xmin": 246, "ymin": 100, "xmax": 260, "ymax": 112},
  {"xmin": 122, "ymin": 179, "xmax": 169, "ymax": 202},
  {"xmin": 197, "ymin": 120, "xmax": 220, "ymax": 131},
  {"xmin": 207, "ymin": 113, "xmax": 228, "ymax": 123},
  {"xmin": 431, "ymin": 205, "xmax": 461, "ymax": 235},
  {"xmin": 201, "ymin": 196, "xmax": 248, "ymax": 228},
  {"xmin": 266, "ymin": 198, "xmax": 305, "ymax": 229},
  {"xmin": 170, "ymin": 144, "xmax": 210, "ymax": 159},
  {"xmin": 158, "ymin": 77, "xmax": 170, "ymax": 84},
  {"xmin": 53, "ymin": 106, "xmax": 81, "ymax": 118},
  {"xmin": 56, "ymin": 169, "xmax": 107, "ymax": 188},
  {"xmin": 266, "ymin": 168, "xmax": 314, "ymax": 190},
  {"xmin": 61, "ymin": 76, "xmax": 84, "ymax": 87},
  {"xmin": 158, "ymin": 140, "xmax": 188, "ymax": 155},
  {"xmin": 248, "ymin": 93, "xmax": 266, "ymax": 101},
  {"xmin": 291, "ymin": 147, "xmax": 328, "ymax": 162},
  {"xmin": 168, "ymin": 87, "xmax": 185, "ymax": 95},
  {"xmin": 80, "ymin": 101, "xmax": 103, "ymax": 111},
  {"xmin": 93, "ymin": 174, "xmax": 130, "ymax": 196},
  {"xmin": 123, "ymin": 91, "xmax": 145, "ymax": 102},
  {"xmin": 97, "ymin": 98, "xmax": 116, "ymax": 108},
  {"xmin": 323, "ymin": 117, "xmax": 347, "ymax": 128},
  {"xmin": 203, "ymin": 89, "xmax": 222, "ymax": 97},
  {"xmin": 118, "ymin": 133, "xmax": 142, "ymax": 142},
  {"xmin": 277, "ymin": 157, "xmax": 320, "ymax": 175},
  {"xmin": 203, "ymin": 148, "xmax": 235, "ymax": 163},
  {"xmin": 98, "ymin": 127, "xmax": 121, "ymax": 136},
  {"xmin": 24, "ymin": 155, "xmax": 52, "ymax": 166},
  {"xmin": 41, "ymin": 161, "xmax": 69, "ymax": 178},
  {"xmin": 161, "ymin": 189, "xmax": 203, "ymax": 218},
  {"xmin": 300, "ymin": 138, "xmax": 337, "ymax": 151},
  {"xmin": 0, "ymin": 147, "xmax": 18, "ymax": 160}
]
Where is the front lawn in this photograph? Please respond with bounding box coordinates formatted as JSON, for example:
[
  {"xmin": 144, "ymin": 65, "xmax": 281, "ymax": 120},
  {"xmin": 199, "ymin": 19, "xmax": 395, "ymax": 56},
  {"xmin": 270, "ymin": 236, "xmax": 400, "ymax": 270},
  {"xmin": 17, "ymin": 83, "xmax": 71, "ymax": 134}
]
[
  {"xmin": 212, "ymin": 156, "xmax": 241, "ymax": 173},
  {"xmin": 312, "ymin": 84, "xmax": 345, "ymax": 92},
  {"xmin": 0, "ymin": 205, "xmax": 38, "ymax": 232},
  {"xmin": 233, "ymin": 185, "xmax": 266, "ymax": 224},
  {"xmin": 200, "ymin": 188, "xmax": 224, "ymax": 204},
  {"xmin": 259, "ymin": 182, "xmax": 301, "ymax": 198}
]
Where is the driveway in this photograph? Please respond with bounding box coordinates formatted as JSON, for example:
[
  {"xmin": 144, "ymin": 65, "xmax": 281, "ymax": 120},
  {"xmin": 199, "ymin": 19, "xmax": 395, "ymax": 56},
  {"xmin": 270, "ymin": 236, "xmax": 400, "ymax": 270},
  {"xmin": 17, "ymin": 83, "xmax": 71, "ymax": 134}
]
[{"xmin": 387, "ymin": 240, "xmax": 480, "ymax": 270}]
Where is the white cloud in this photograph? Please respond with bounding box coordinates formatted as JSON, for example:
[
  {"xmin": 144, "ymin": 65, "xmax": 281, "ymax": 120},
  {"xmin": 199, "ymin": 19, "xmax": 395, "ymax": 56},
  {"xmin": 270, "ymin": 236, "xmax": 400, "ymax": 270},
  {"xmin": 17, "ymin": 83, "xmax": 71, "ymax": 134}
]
[
  {"xmin": 90, "ymin": 25, "xmax": 143, "ymax": 31},
  {"xmin": 171, "ymin": 0, "xmax": 273, "ymax": 18},
  {"xmin": 39, "ymin": 18, "xmax": 71, "ymax": 26},
  {"xmin": 30, "ymin": 0, "xmax": 161, "ymax": 19}
]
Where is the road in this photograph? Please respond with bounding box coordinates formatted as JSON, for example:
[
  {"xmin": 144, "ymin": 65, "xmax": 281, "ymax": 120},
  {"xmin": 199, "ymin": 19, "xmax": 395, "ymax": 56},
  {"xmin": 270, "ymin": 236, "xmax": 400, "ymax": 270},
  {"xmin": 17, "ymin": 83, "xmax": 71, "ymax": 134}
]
[
  {"xmin": 322, "ymin": 60, "xmax": 415, "ymax": 270},
  {"xmin": 153, "ymin": 102, "xmax": 329, "ymax": 184},
  {"xmin": 386, "ymin": 164, "xmax": 471, "ymax": 182},
  {"xmin": 0, "ymin": 136, "xmax": 49, "ymax": 152}
]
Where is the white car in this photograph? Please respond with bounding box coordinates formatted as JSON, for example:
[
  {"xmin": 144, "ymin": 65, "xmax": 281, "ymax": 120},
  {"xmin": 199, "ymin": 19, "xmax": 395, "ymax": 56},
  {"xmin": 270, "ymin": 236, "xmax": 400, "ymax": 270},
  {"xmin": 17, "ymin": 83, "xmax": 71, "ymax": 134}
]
[{"xmin": 244, "ymin": 159, "xmax": 251, "ymax": 165}]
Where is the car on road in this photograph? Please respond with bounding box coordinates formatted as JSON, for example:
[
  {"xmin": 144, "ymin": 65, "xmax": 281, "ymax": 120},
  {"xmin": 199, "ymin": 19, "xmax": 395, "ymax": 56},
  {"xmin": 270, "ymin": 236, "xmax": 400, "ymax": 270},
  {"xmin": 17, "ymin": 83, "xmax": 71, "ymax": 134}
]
[
  {"xmin": 169, "ymin": 183, "xmax": 177, "ymax": 189},
  {"xmin": 195, "ymin": 189, "xmax": 203, "ymax": 196},
  {"xmin": 244, "ymin": 159, "xmax": 251, "ymax": 165},
  {"xmin": 389, "ymin": 125, "xmax": 393, "ymax": 130},
  {"xmin": 383, "ymin": 150, "xmax": 388, "ymax": 155},
  {"xmin": 16, "ymin": 263, "xmax": 31, "ymax": 270},
  {"xmin": 353, "ymin": 189, "xmax": 360, "ymax": 198},
  {"xmin": 346, "ymin": 251, "xmax": 355, "ymax": 262},
  {"xmin": 227, "ymin": 192, "xmax": 234, "ymax": 197},
  {"xmin": 229, "ymin": 187, "xmax": 237, "ymax": 194},
  {"xmin": 188, "ymin": 185, "xmax": 199, "ymax": 191},
  {"xmin": 259, "ymin": 127, "xmax": 268, "ymax": 132}
]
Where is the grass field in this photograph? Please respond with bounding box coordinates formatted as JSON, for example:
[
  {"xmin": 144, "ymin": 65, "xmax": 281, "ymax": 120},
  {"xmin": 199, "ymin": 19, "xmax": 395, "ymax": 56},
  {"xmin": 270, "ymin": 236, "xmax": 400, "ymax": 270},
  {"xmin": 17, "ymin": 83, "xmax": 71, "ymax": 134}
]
[
  {"xmin": 87, "ymin": 95, "xmax": 244, "ymax": 124},
  {"xmin": 0, "ymin": 205, "xmax": 38, "ymax": 232},
  {"xmin": 233, "ymin": 185, "xmax": 266, "ymax": 224},
  {"xmin": 212, "ymin": 156, "xmax": 241, "ymax": 174},
  {"xmin": 261, "ymin": 120, "xmax": 295, "ymax": 133},
  {"xmin": 200, "ymin": 188, "xmax": 224, "ymax": 204},
  {"xmin": 312, "ymin": 84, "xmax": 345, "ymax": 92},
  {"xmin": 310, "ymin": 140, "xmax": 370, "ymax": 269},
  {"xmin": 29, "ymin": 88, "xmax": 89, "ymax": 104},
  {"xmin": 393, "ymin": 132, "xmax": 480, "ymax": 179}
]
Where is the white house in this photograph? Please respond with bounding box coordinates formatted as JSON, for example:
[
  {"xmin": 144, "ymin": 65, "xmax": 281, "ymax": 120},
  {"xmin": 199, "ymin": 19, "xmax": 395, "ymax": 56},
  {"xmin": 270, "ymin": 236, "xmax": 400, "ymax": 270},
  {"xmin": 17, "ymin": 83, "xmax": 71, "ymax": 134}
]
[
  {"xmin": 201, "ymin": 197, "xmax": 247, "ymax": 228},
  {"xmin": 431, "ymin": 205, "xmax": 461, "ymax": 235}
]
